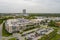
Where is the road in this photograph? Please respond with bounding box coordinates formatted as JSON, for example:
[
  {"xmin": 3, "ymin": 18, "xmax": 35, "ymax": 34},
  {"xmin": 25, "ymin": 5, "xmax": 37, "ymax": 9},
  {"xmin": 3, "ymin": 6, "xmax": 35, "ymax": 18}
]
[{"xmin": 0, "ymin": 21, "xmax": 5, "ymax": 40}]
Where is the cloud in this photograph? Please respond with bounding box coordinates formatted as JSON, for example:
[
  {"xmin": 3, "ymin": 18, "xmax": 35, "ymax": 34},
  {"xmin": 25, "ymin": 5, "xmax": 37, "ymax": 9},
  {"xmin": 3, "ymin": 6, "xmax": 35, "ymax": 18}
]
[{"xmin": 0, "ymin": 0, "xmax": 60, "ymax": 13}]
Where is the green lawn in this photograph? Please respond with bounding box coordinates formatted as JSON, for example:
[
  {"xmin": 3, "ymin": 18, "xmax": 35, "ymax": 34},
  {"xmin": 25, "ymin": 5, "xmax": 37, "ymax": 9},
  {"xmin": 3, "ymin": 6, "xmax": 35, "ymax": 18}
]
[
  {"xmin": 9, "ymin": 38, "xmax": 16, "ymax": 40},
  {"xmin": 51, "ymin": 34, "xmax": 60, "ymax": 40},
  {"xmin": 50, "ymin": 27, "xmax": 60, "ymax": 40},
  {"xmin": 2, "ymin": 23, "xmax": 12, "ymax": 37}
]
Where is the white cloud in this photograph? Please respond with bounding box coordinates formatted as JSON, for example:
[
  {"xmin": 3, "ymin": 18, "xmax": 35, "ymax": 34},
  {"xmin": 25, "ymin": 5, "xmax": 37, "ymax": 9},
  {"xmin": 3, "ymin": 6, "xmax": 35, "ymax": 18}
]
[{"xmin": 0, "ymin": 0, "xmax": 60, "ymax": 13}]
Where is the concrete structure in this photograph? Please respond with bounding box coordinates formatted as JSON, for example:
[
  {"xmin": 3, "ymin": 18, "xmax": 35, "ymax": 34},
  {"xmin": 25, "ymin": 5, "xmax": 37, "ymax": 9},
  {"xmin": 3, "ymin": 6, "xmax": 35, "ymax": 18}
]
[
  {"xmin": 5, "ymin": 19, "xmax": 20, "ymax": 33},
  {"xmin": 37, "ymin": 16, "xmax": 60, "ymax": 21},
  {"xmin": 5, "ymin": 18, "xmax": 31, "ymax": 33},
  {"xmin": 23, "ymin": 9, "xmax": 26, "ymax": 14},
  {"xmin": 5, "ymin": 18, "xmax": 44, "ymax": 33},
  {"xmin": 55, "ymin": 22, "xmax": 60, "ymax": 27},
  {"xmin": 23, "ymin": 9, "xmax": 28, "ymax": 16}
]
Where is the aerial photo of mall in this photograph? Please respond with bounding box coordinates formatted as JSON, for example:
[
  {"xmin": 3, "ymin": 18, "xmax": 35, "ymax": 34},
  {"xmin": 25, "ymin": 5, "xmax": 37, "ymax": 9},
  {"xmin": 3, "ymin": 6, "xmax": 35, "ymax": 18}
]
[{"xmin": 0, "ymin": 0, "xmax": 60, "ymax": 40}]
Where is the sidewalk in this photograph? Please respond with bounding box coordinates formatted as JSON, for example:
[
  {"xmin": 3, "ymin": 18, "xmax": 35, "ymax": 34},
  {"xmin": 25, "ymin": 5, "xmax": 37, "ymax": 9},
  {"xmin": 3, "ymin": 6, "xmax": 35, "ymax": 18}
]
[{"xmin": 22, "ymin": 28, "xmax": 39, "ymax": 35}]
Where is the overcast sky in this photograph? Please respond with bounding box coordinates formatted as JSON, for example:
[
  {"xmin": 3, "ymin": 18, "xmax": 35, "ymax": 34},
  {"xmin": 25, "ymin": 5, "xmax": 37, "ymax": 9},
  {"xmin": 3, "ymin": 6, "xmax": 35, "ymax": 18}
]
[{"xmin": 0, "ymin": 0, "xmax": 60, "ymax": 13}]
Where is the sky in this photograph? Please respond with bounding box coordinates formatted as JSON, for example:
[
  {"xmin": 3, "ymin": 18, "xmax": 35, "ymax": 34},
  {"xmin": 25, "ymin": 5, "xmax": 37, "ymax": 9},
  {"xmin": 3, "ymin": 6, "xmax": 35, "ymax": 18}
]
[{"xmin": 0, "ymin": 0, "xmax": 60, "ymax": 13}]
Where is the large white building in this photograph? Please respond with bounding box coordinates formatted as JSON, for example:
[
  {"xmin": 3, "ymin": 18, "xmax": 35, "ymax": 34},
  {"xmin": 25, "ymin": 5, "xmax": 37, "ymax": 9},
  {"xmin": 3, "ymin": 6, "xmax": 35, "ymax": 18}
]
[
  {"xmin": 5, "ymin": 18, "xmax": 44, "ymax": 33},
  {"xmin": 5, "ymin": 18, "xmax": 30, "ymax": 33}
]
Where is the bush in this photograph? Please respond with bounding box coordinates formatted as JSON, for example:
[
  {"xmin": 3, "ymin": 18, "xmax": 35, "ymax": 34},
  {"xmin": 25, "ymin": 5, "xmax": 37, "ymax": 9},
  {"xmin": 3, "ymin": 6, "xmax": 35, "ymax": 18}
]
[
  {"xmin": 0, "ymin": 19, "xmax": 3, "ymax": 24},
  {"xmin": 48, "ymin": 20, "xmax": 56, "ymax": 27},
  {"xmin": 9, "ymin": 38, "xmax": 16, "ymax": 40}
]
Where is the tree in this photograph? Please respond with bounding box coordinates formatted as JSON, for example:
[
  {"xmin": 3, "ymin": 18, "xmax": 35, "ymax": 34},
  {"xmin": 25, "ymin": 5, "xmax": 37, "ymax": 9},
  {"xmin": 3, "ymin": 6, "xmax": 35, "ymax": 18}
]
[{"xmin": 48, "ymin": 20, "xmax": 55, "ymax": 27}]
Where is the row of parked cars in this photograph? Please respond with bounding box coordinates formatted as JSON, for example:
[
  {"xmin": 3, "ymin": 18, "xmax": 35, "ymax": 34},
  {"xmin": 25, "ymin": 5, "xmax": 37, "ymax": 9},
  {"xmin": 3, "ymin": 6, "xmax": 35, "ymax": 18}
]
[{"xmin": 23, "ymin": 28, "xmax": 54, "ymax": 40}]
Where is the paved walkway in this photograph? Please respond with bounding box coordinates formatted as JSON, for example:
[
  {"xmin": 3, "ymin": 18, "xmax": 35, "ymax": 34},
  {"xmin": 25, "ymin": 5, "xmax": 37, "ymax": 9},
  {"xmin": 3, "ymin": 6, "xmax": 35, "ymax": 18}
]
[
  {"xmin": 22, "ymin": 28, "xmax": 38, "ymax": 35},
  {"xmin": 2, "ymin": 36, "xmax": 15, "ymax": 40},
  {"xmin": 0, "ymin": 21, "xmax": 5, "ymax": 40}
]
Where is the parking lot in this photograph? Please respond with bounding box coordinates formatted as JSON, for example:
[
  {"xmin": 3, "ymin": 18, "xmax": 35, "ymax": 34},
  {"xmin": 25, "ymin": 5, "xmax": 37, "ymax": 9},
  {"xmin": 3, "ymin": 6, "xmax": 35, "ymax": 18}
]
[{"xmin": 23, "ymin": 28, "xmax": 54, "ymax": 40}]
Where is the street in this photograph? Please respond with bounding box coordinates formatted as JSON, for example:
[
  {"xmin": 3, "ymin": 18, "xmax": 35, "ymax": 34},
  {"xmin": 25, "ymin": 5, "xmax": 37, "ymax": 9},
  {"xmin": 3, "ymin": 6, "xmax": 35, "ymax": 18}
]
[{"xmin": 0, "ymin": 21, "xmax": 5, "ymax": 40}]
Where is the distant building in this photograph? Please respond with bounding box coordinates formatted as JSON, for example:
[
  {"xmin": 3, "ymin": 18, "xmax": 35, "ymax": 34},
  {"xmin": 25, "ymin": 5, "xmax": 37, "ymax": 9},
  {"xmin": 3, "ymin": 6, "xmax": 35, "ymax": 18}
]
[
  {"xmin": 23, "ymin": 9, "xmax": 28, "ymax": 16},
  {"xmin": 55, "ymin": 22, "xmax": 60, "ymax": 27},
  {"xmin": 23, "ymin": 9, "xmax": 26, "ymax": 14}
]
